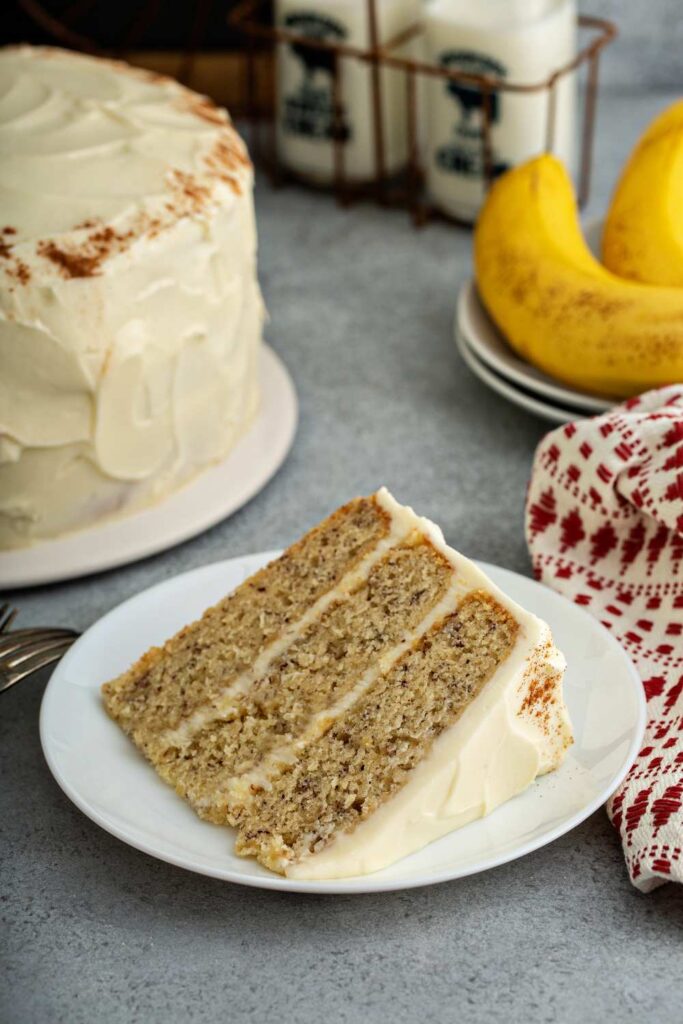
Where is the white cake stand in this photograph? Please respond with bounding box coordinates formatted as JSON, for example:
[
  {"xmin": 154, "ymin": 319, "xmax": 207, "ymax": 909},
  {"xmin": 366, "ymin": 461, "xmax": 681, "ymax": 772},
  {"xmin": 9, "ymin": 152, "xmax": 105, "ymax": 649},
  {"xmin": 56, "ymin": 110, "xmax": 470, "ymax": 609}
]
[{"xmin": 0, "ymin": 345, "xmax": 297, "ymax": 589}]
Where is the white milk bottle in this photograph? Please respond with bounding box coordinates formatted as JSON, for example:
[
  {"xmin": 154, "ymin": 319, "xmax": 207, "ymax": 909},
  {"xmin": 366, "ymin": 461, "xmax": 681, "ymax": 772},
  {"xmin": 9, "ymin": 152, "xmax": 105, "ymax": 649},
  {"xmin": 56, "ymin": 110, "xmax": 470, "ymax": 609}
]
[
  {"xmin": 424, "ymin": 0, "xmax": 577, "ymax": 221},
  {"xmin": 275, "ymin": 0, "xmax": 421, "ymax": 183}
]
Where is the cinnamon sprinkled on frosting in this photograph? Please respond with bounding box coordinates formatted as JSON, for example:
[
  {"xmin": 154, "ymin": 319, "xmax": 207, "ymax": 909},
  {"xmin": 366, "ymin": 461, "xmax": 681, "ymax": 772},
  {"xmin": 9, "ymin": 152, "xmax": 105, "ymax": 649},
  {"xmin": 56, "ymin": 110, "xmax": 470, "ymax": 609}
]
[
  {"xmin": 0, "ymin": 230, "xmax": 31, "ymax": 285},
  {"xmin": 0, "ymin": 44, "xmax": 263, "ymax": 550},
  {"xmin": 167, "ymin": 169, "xmax": 213, "ymax": 211},
  {"xmin": 179, "ymin": 94, "xmax": 229, "ymax": 126},
  {"xmin": 9, "ymin": 261, "xmax": 30, "ymax": 285},
  {"xmin": 0, "ymin": 44, "xmax": 251, "ymax": 284}
]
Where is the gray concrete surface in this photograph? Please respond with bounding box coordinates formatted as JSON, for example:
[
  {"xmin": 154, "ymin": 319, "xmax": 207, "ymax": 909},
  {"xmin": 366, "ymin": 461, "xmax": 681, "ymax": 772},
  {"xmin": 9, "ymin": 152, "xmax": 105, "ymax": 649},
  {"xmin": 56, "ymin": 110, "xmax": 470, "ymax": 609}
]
[
  {"xmin": 581, "ymin": 0, "xmax": 683, "ymax": 89},
  {"xmin": 2, "ymin": 88, "xmax": 682, "ymax": 1024}
]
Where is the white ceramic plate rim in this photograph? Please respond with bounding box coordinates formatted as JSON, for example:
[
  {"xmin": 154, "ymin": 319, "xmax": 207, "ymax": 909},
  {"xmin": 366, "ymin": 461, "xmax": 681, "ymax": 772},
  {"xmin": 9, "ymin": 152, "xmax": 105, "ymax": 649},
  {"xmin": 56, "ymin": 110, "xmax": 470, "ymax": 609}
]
[
  {"xmin": 457, "ymin": 219, "xmax": 616, "ymax": 415},
  {"xmin": 0, "ymin": 345, "xmax": 297, "ymax": 589},
  {"xmin": 456, "ymin": 328, "xmax": 580, "ymax": 424},
  {"xmin": 456, "ymin": 282, "xmax": 616, "ymax": 415},
  {"xmin": 40, "ymin": 552, "xmax": 646, "ymax": 895}
]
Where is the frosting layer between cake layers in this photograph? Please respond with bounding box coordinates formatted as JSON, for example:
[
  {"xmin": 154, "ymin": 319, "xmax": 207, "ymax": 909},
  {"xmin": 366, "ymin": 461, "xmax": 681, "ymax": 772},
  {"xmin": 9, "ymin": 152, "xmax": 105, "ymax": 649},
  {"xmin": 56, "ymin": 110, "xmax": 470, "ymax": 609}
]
[
  {"xmin": 281, "ymin": 490, "xmax": 572, "ymax": 878},
  {"xmin": 0, "ymin": 46, "xmax": 263, "ymax": 548},
  {"xmin": 101, "ymin": 488, "xmax": 573, "ymax": 880}
]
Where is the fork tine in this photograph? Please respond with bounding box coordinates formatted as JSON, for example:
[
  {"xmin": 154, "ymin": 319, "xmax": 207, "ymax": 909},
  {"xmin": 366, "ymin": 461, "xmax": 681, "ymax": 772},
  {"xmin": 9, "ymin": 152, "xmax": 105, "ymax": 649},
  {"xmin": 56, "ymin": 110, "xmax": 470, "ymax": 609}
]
[
  {"xmin": 0, "ymin": 603, "xmax": 17, "ymax": 633},
  {"xmin": 4, "ymin": 635, "xmax": 77, "ymax": 670},
  {"xmin": 4, "ymin": 627, "xmax": 78, "ymax": 636},
  {"xmin": 0, "ymin": 628, "xmax": 79, "ymax": 657},
  {"xmin": 0, "ymin": 641, "xmax": 73, "ymax": 694}
]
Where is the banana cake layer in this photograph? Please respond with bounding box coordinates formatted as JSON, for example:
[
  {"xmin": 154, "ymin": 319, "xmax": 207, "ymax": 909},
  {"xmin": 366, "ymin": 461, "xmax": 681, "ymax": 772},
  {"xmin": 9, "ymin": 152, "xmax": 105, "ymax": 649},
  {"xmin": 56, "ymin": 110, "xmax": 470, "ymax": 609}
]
[
  {"xmin": 103, "ymin": 489, "xmax": 573, "ymax": 879},
  {"xmin": 103, "ymin": 494, "xmax": 392, "ymax": 751}
]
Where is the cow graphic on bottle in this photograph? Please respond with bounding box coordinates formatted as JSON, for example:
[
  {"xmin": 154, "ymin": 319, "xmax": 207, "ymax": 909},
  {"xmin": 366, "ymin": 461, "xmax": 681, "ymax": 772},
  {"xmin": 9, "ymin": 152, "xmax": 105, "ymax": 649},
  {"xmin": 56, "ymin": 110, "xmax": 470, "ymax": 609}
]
[
  {"xmin": 281, "ymin": 13, "xmax": 350, "ymax": 143},
  {"xmin": 276, "ymin": 1, "xmax": 420, "ymax": 183},
  {"xmin": 435, "ymin": 51, "xmax": 510, "ymax": 180}
]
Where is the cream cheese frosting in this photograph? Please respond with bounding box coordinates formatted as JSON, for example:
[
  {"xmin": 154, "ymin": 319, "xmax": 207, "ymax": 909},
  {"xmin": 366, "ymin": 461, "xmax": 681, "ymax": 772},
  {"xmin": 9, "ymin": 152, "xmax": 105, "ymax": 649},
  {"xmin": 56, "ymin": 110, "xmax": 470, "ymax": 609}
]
[
  {"xmin": 285, "ymin": 489, "xmax": 572, "ymax": 879},
  {"xmin": 0, "ymin": 46, "xmax": 264, "ymax": 547}
]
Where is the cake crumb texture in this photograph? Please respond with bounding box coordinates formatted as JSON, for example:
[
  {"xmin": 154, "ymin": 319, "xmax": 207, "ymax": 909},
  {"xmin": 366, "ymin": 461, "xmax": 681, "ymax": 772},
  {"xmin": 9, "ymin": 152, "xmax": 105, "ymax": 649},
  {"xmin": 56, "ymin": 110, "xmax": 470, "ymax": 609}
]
[
  {"xmin": 102, "ymin": 497, "xmax": 391, "ymax": 744},
  {"xmin": 235, "ymin": 593, "xmax": 518, "ymax": 872},
  {"xmin": 155, "ymin": 538, "xmax": 452, "ymax": 822}
]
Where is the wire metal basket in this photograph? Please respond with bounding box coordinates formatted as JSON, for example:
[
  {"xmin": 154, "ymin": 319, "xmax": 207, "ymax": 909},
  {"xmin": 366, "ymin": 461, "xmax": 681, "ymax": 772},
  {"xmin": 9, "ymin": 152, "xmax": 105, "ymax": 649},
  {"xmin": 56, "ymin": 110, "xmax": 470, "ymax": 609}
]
[{"xmin": 229, "ymin": 0, "xmax": 617, "ymax": 225}]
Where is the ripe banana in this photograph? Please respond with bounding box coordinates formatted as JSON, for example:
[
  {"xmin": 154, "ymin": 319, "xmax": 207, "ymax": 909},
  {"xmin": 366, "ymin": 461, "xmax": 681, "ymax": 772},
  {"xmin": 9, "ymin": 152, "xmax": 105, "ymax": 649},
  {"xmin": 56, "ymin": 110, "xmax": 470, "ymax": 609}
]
[
  {"xmin": 473, "ymin": 154, "xmax": 683, "ymax": 398},
  {"xmin": 602, "ymin": 99, "xmax": 683, "ymax": 286}
]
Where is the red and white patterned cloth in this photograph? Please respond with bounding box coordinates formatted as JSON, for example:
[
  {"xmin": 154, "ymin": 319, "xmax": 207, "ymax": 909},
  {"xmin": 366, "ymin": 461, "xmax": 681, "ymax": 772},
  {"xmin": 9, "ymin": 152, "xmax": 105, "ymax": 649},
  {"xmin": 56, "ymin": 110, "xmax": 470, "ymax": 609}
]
[{"xmin": 525, "ymin": 386, "xmax": 683, "ymax": 892}]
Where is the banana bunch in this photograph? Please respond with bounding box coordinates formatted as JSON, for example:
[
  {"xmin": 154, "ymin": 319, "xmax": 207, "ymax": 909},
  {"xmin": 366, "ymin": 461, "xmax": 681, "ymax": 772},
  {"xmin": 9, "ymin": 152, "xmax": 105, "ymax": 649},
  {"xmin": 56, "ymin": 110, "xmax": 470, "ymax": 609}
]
[
  {"xmin": 473, "ymin": 150, "xmax": 683, "ymax": 398},
  {"xmin": 602, "ymin": 100, "xmax": 683, "ymax": 286}
]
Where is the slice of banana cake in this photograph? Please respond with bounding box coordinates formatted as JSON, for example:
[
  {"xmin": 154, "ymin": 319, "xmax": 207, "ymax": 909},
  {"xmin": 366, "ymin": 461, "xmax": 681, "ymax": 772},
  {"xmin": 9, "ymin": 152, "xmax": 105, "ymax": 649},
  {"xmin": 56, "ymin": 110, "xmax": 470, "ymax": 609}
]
[{"xmin": 103, "ymin": 489, "xmax": 572, "ymax": 879}]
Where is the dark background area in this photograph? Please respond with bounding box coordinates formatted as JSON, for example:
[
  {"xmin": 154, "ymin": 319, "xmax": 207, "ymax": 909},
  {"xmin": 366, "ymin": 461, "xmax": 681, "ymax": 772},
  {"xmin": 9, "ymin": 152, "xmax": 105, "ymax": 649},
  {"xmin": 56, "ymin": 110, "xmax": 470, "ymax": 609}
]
[
  {"xmin": 2, "ymin": 1, "xmax": 682, "ymax": 90},
  {"xmin": 2, "ymin": 0, "xmax": 268, "ymax": 52}
]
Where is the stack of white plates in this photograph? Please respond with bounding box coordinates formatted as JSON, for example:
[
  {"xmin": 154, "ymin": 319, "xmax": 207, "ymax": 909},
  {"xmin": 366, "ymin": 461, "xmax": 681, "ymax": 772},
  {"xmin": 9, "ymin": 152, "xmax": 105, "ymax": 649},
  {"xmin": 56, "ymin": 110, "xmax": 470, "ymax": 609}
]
[
  {"xmin": 455, "ymin": 281, "xmax": 616, "ymax": 424},
  {"xmin": 455, "ymin": 219, "xmax": 617, "ymax": 425}
]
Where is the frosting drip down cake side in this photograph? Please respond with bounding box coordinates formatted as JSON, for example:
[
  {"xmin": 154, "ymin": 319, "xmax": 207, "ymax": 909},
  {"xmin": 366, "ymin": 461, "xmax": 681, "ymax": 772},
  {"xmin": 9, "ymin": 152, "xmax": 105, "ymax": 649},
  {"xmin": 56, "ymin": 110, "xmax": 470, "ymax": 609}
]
[
  {"xmin": 0, "ymin": 46, "xmax": 264, "ymax": 548},
  {"xmin": 102, "ymin": 489, "xmax": 573, "ymax": 879}
]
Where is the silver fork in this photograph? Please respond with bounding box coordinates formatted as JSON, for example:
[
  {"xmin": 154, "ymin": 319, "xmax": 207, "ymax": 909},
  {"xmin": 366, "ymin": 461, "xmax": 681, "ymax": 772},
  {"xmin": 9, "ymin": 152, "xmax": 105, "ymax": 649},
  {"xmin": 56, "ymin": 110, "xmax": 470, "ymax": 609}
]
[{"xmin": 0, "ymin": 603, "xmax": 80, "ymax": 695}]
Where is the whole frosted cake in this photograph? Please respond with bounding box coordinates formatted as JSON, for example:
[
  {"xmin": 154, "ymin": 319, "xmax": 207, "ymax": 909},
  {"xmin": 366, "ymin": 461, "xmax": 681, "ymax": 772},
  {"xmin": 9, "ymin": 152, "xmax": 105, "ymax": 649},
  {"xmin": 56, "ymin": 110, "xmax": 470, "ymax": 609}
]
[
  {"xmin": 103, "ymin": 489, "xmax": 573, "ymax": 880},
  {"xmin": 0, "ymin": 46, "xmax": 263, "ymax": 548}
]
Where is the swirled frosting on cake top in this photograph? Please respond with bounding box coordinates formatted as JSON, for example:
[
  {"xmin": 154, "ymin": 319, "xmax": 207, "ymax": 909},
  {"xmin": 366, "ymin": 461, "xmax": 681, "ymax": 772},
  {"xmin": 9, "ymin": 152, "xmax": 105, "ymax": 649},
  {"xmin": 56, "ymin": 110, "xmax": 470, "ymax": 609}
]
[
  {"xmin": 0, "ymin": 46, "xmax": 263, "ymax": 547},
  {"xmin": 0, "ymin": 45, "xmax": 250, "ymax": 275}
]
